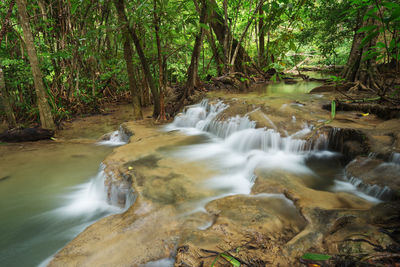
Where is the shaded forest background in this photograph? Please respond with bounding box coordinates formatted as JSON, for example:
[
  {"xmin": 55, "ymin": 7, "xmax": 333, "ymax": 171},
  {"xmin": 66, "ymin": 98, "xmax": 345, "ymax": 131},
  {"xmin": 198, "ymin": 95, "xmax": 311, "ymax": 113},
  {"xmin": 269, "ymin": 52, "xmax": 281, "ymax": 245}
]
[{"xmin": 0, "ymin": 0, "xmax": 399, "ymax": 130}]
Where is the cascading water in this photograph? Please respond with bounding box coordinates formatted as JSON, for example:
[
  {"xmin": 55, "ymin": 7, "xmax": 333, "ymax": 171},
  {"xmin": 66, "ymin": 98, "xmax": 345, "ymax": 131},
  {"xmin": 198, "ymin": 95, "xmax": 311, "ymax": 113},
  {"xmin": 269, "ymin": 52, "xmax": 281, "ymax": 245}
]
[
  {"xmin": 166, "ymin": 99, "xmax": 382, "ymax": 203},
  {"xmin": 97, "ymin": 125, "xmax": 130, "ymax": 146}
]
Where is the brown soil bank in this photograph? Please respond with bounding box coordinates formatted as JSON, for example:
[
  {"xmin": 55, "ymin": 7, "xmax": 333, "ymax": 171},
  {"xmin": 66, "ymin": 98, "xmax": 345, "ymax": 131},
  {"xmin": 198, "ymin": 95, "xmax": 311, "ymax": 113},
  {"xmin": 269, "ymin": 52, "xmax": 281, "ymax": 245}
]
[{"xmin": 50, "ymin": 87, "xmax": 400, "ymax": 267}]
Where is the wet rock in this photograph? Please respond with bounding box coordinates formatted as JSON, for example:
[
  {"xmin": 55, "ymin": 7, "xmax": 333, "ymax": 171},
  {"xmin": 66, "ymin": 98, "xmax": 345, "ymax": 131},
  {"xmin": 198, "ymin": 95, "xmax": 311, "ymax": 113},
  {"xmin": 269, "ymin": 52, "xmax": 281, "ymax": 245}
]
[
  {"xmin": 310, "ymin": 82, "xmax": 355, "ymax": 93},
  {"xmin": 176, "ymin": 194, "xmax": 306, "ymax": 267},
  {"xmin": 322, "ymin": 101, "xmax": 400, "ymax": 120},
  {"xmin": 312, "ymin": 126, "xmax": 369, "ymax": 163},
  {"xmin": 345, "ymin": 156, "xmax": 400, "ymax": 200},
  {"xmin": 0, "ymin": 127, "xmax": 54, "ymax": 142}
]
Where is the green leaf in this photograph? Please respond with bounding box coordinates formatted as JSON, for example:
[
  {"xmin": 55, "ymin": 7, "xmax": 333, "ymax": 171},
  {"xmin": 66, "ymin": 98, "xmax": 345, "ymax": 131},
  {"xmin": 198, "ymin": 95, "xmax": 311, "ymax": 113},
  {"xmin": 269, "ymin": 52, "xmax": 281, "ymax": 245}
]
[
  {"xmin": 210, "ymin": 254, "xmax": 220, "ymax": 267},
  {"xmin": 356, "ymin": 25, "xmax": 377, "ymax": 33},
  {"xmin": 360, "ymin": 31, "xmax": 379, "ymax": 48},
  {"xmin": 383, "ymin": 1, "xmax": 400, "ymax": 9},
  {"xmin": 301, "ymin": 253, "xmax": 332, "ymax": 261},
  {"xmin": 220, "ymin": 253, "xmax": 241, "ymax": 267},
  {"xmin": 331, "ymin": 100, "xmax": 336, "ymax": 120}
]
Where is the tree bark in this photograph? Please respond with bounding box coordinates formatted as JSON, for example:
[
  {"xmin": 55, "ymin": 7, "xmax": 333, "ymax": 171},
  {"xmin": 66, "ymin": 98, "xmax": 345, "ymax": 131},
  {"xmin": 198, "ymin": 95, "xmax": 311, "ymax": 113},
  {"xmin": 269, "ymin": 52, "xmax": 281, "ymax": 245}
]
[
  {"xmin": 113, "ymin": 0, "xmax": 143, "ymax": 120},
  {"xmin": 342, "ymin": 8, "xmax": 380, "ymax": 92},
  {"xmin": 184, "ymin": 0, "xmax": 207, "ymax": 99},
  {"xmin": 0, "ymin": 67, "xmax": 17, "ymax": 128},
  {"xmin": 129, "ymin": 28, "xmax": 161, "ymax": 118},
  {"xmin": 16, "ymin": 0, "xmax": 55, "ymax": 130},
  {"xmin": 153, "ymin": 0, "xmax": 166, "ymax": 121},
  {"xmin": 207, "ymin": 0, "xmax": 251, "ymax": 74},
  {"xmin": 0, "ymin": 0, "xmax": 17, "ymax": 128},
  {"xmin": 0, "ymin": 0, "xmax": 15, "ymax": 45},
  {"xmin": 230, "ymin": 0, "xmax": 264, "ymax": 71},
  {"xmin": 258, "ymin": 4, "xmax": 265, "ymax": 67}
]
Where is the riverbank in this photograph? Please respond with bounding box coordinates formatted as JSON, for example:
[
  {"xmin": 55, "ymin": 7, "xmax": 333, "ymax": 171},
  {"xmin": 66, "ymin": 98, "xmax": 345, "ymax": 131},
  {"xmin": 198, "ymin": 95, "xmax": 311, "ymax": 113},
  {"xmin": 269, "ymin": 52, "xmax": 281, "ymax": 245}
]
[{"xmin": 48, "ymin": 80, "xmax": 400, "ymax": 266}]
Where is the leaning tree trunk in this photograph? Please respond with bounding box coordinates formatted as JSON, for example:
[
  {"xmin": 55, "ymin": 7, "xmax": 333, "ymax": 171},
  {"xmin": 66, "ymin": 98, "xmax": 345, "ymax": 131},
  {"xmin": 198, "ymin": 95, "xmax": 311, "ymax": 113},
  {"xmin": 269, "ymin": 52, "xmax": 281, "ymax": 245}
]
[
  {"xmin": 16, "ymin": 0, "xmax": 55, "ymax": 130},
  {"xmin": 207, "ymin": 0, "xmax": 251, "ymax": 74},
  {"xmin": 341, "ymin": 8, "xmax": 380, "ymax": 92},
  {"xmin": 113, "ymin": 0, "xmax": 143, "ymax": 120},
  {"xmin": 129, "ymin": 28, "xmax": 161, "ymax": 118}
]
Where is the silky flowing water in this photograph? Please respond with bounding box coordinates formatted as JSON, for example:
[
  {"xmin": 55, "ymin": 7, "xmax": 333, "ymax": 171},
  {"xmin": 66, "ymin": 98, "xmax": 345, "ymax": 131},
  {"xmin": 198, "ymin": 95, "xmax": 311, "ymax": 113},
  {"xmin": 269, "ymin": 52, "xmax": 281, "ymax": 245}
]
[
  {"xmin": 0, "ymin": 105, "xmax": 132, "ymax": 267},
  {"xmin": 0, "ymin": 80, "xmax": 383, "ymax": 267}
]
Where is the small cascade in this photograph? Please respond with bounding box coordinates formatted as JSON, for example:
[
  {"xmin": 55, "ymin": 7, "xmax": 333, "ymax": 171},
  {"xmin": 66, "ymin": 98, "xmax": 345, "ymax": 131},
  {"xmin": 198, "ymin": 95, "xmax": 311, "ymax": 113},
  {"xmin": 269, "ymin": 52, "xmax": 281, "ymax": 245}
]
[
  {"xmin": 167, "ymin": 99, "xmax": 386, "ymax": 204},
  {"xmin": 57, "ymin": 164, "xmax": 133, "ymax": 217},
  {"xmin": 98, "ymin": 125, "xmax": 130, "ymax": 146},
  {"xmin": 342, "ymin": 173, "xmax": 392, "ymax": 201},
  {"xmin": 348, "ymin": 176, "xmax": 392, "ymax": 200},
  {"xmin": 167, "ymin": 99, "xmax": 330, "ymax": 198},
  {"xmin": 168, "ymin": 99, "xmax": 318, "ymax": 152},
  {"xmin": 391, "ymin": 152, "xmax": 400, "ymax": 164}
]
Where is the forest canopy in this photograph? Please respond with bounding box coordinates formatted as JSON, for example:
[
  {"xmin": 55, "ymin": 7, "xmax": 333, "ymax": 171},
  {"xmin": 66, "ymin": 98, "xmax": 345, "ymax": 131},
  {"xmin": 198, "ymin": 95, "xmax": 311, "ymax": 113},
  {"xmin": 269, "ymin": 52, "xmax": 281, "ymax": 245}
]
[{"xmin": 0, "ymin": 0, "xmax": 399, "ymax": 129}]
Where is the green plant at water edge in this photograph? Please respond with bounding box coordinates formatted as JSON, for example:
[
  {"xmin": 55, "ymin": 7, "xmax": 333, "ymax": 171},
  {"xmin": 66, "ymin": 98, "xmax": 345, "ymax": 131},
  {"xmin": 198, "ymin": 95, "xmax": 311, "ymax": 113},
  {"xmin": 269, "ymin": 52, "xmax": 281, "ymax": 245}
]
[
  {"xmin": 331, "ymin": 100, "xmax": 336, "ymax": 120},
  {"xmin": 210, "ymin": 252, "xmax": 241, "ymax": 267},
  {"xmin": 301, "ymin": 252, "xmax": 332, "ymax": 261}
]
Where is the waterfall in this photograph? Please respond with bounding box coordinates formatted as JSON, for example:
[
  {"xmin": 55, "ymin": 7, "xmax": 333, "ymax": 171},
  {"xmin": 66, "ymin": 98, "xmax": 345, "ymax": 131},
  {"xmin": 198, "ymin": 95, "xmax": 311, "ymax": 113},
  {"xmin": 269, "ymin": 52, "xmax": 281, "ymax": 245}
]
[
  {"xmin": 391, "ymin": 152, "xmax": 400, "ymax": 164},
  {"xmin": 166, "ymin": 99, "xmax": 384, "ymax": 203},
  {"xmin": 166, "ymin": 99, "xmax": 323, "ymax": 196},
  {"xmin": 97, "ymin": 125, "xmax": 130, "ymax": 146},
  {"xmin": 56, "ymin": 164, "xmax": 132, "ymax": 217},
  {"xmin": 344, "ymin": 175, "xmax": 392, "ymax": 200}
]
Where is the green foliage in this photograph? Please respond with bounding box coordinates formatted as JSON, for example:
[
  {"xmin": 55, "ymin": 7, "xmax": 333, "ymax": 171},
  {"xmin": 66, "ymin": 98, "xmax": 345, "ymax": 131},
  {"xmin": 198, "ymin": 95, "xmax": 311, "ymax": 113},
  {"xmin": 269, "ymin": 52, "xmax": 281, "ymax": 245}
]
[
  {"xmin": 301, "ymin": 252, "xmax": 332, "ymax": 261},
  {"xmin": 350, "ymin": 0, "xmax": 400, "ymax": 63}
]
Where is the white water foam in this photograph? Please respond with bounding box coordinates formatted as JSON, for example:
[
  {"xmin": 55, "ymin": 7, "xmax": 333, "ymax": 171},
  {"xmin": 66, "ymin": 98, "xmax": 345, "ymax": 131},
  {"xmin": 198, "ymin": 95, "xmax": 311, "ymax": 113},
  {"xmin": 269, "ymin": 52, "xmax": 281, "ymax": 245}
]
[
  {"xmin": 166, "ymin": 100, "xmax": 323, "ymax": 202},
  {"xmin": 166, "ymin": 99, "xmax": 384, "ymax": 204},
  {"xmin": 54, "ymin": 165, "xmax": 124, "ymax": 217},
  {"xmin": 97, "ymin": 126, "xmax": 129, "ymax": 146},
  {"xmin": 391, "ymin": 152, "xmax": 400, "ymax": 164}
]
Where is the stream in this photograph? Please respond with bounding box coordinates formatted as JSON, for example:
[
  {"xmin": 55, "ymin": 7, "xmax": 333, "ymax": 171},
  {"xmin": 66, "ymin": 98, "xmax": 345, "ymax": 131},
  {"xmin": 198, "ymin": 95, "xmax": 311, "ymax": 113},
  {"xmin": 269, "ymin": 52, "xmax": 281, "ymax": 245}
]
[
  {"xmin": 0, "ymin": 78, "xmax": 384, "ymax": 266},
  {"xmin": 0, "ymin": 106, "xmax": 132, "ymax": 267}
]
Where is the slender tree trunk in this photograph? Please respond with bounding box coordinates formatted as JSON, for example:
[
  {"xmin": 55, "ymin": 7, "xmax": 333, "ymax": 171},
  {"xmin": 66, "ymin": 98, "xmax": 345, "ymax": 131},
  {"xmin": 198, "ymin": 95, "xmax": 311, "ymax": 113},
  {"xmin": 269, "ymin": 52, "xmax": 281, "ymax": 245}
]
[
  {"xmin": 153, "ymin": 0, "xmax": 166, "ymax": 121},
  {"xmin": 129, "ymin": 28, "xmax": 160, "ymax": 118},
  {"xmin": 16, "ymin": 0, "xmax": 55, "ymax": 129},
  {"xmin": 0, "ymin": 0, "xmax": 15, "ymax": 45},
  {"xmin": 230, "ymin": 0, "xmax": 264, "ymax": 71},
  {"xmin": 207, "ymin": 0, "xmax": 250, "ymax": 74},
  {"xmin": 342, "ymin": 8, "xmax": 380, "ymax": 91},
  {"xmin": 113, "ymin": 0, "xmax": 143, "ymax": 120},
  {"xmin": 184, "ymin": 0, "xmax": 207, "ymax": 99},
  {"xmin": 0, "ymin": 0, "xmax": 17, "ymax": 128},
  {"xmin": 0, "ymin": 67, "xmax": 17, "ymax": 128},
  {"xmin": 258, "ymin": 4, "xmax": 265, "ymax": 67}
]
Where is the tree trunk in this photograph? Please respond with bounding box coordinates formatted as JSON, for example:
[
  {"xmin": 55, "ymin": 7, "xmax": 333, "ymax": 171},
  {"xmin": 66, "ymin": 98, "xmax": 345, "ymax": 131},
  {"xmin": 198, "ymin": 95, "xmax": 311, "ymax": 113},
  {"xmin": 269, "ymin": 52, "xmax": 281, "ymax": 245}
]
[
  {"xmin": 230, "ymin": 0, "xmax": 264, "ymax": 72},
  {"xmin": 16, "ymin": 0, "xmax": 55, "ymax": 130},
  {"xmin": 207, "ymin": 0, "xmax": 250, "ymax": 74},
  {"xmin": 341, "ymin": 8, "xmax": 380, "ymax": 92},
  {"xmin": 0, "ymin": 0, "xmax": 15, "ymax": 45},
  {"xmin": 153, "ymin": 0, "xmax": 166, "ymax": 121},
  {"xmin": 184, "ymin": 0, "xmax": 207, "ymax": 99},
  {"xmin": 129, "ymin": 28, "xmax": 160, "ymax": 118},
  {"xmin": 258, "ymin": 4, "xmax": 265, "ymax": 67},
  {"xmin": 0, "ymin": 0, "xmax": 17, "ymax": 128},
  {"xmin": 113, "ymin": 0, "xmax": 143, "ymax": 120},
  {"xmin": 0, "ymin": 67, "xmax": 17, "ymax": 128}
]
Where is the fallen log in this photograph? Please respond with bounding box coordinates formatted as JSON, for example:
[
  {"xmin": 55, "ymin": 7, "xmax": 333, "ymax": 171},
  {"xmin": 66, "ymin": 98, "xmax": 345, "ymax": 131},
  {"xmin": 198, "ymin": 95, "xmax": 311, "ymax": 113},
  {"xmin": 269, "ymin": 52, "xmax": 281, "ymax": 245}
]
[
  {"xmin": 0, "ymin": 127, "xmax": 54, "ymax": 142},
  {"xmin": 322, "ymin": 101, "xmax": 400, "ymax": 120}
]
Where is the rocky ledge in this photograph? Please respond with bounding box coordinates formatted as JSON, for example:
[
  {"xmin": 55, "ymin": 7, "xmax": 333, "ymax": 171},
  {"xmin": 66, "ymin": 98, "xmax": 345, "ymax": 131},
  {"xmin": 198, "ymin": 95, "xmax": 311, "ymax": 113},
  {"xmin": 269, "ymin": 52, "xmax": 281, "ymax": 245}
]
[{"xmin": 50, "ymin": 93, "xmax": 400, "ymax": 267}]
